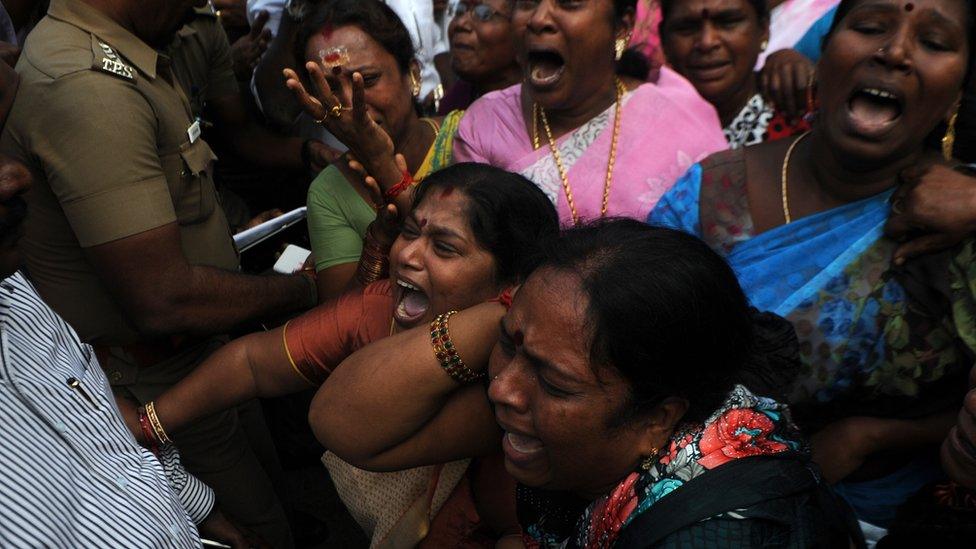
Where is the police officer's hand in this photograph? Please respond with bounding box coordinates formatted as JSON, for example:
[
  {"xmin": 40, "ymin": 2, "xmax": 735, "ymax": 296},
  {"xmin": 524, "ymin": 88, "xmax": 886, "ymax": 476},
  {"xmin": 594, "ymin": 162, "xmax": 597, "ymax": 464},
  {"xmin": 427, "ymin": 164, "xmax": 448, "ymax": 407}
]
[
  {"xmin": 886, "ymin": 164, "xmax": 976, "ymax": 265},
  {"xmin": 283, "ymin": 64, "xmax": 395, "ymax": 174},
  {"xmin": 230, "ymin": 10, "xmax": 271, "ymax": 81}
]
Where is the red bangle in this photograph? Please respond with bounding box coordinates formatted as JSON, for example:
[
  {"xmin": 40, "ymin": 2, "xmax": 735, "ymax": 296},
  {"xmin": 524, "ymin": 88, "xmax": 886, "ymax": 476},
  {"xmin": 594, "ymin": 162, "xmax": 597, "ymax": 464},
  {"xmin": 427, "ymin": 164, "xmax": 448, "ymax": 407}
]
[
  {"xmin": 383, "ymin": 170, "xmax": 414, "ymax": 201},
  {"xmin": 138, "ymin": 408, "xmax": 160, "ymax": 456}
]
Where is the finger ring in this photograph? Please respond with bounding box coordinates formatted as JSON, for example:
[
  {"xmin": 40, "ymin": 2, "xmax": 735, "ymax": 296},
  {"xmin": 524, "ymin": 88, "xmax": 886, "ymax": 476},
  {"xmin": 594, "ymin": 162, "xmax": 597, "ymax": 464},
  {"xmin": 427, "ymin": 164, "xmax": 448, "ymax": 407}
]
[{"xmin": 328, "ymin": 104, "xmax": 344, "ymax": 118}]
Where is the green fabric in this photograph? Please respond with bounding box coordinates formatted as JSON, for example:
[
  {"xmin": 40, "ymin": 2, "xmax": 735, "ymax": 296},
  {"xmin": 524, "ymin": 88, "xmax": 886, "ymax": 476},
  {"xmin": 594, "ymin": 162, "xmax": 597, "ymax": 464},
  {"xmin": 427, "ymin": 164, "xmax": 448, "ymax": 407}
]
[{"xmin": 306, "ymin": 166, "xmax": 375, "ymax": 271}]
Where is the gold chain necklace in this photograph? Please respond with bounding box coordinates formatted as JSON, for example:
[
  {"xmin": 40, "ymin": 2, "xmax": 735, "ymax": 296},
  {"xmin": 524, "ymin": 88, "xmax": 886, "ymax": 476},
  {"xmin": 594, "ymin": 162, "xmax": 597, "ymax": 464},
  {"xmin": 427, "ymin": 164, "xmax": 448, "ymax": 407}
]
[
  {"xmin": 532, "ymin": 78, "xmax": 625, "ymax": 226},
  {"xmin": 780, "ymin": 132, "xmax": 810, "ymax": 224}
]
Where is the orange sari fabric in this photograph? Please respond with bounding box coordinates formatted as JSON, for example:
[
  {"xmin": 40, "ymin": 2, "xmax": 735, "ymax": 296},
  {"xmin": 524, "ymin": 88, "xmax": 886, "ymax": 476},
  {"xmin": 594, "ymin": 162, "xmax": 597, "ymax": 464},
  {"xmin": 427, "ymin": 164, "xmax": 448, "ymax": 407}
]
[{"xmin": 283, "ymin": 280, "xmax": 395, "ymax": 386}]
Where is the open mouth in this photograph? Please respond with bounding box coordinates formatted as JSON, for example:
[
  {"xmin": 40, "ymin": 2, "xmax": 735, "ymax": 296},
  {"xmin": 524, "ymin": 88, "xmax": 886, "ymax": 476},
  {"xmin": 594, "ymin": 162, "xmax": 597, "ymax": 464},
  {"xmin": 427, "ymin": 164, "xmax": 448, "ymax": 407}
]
[
  {"xmin": 526, "ymin": 49, "xmax": 566, "ymax": 89},
  {"xmin": 846, "ymin": 87, "xmax": 903, "ymax": 138},
  {"xmin": 502, "ymin": 431, "xmax": 546, "ymax": 468},
  {"xmin": 394, "ymin": 278, "xmax": 430, "ymax": 326}
]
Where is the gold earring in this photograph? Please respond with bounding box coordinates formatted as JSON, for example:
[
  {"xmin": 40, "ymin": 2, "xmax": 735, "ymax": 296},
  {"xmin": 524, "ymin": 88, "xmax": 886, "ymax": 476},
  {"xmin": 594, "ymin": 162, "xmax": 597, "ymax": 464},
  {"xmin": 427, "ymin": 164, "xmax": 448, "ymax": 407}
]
[
  {"xmin": 615, "ymin": 33, "xmax": 631, "ymax": 61},
  {"xmin": 760, "ymin": 39, "xmax": 769, "ymax": 51},
  {"xmin": 640, "ymin": 447, "xmax": 659, "ymax": 471},
  {"xmin": 410, "ymin": 74, "xmax": 421, "ymax": 98},
  {"xmin": 943, "ymin": 109, "xmax": 959, "ymax": 160}
]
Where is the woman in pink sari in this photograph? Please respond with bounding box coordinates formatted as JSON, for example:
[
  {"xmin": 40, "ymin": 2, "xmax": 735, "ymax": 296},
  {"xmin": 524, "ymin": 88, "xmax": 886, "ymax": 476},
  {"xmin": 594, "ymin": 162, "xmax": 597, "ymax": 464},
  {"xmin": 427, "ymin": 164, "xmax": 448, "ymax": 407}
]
[{"xmin": 453, "ymin": 0, "xmax": 727, "ymax": 225}]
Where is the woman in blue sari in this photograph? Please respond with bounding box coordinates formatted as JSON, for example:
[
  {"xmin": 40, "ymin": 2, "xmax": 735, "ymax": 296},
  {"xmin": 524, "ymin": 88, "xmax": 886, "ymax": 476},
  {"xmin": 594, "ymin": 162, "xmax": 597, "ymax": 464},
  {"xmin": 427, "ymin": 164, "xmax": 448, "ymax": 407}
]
[{"xmin": 649, "ymin": 0, "xmax": 976, "ymax": 539}]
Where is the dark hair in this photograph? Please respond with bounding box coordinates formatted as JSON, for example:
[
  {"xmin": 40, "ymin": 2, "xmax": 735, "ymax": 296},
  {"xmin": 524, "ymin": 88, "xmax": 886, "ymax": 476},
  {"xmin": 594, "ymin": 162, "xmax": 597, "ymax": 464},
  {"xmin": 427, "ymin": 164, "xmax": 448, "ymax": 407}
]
[
  {"xmin": 534, "ymin": 219, "xmax": 794, "ymax": 425},
  {"xmin": 659, "ymin": 0, "xmax": 769, "ymax": 25},
  {"xmin": 295, "ymin": 0, "xmax": 415, "ymax": 75},
  {"xmin": 411, "ymin": 163, "xmax": 560, "ymax": 285}
]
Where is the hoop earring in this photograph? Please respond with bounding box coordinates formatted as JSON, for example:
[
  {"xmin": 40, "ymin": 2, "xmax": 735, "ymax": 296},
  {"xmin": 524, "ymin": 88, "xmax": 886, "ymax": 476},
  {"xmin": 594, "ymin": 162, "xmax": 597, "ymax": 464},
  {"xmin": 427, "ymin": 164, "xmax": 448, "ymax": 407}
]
[{"xmin": 943, "ymin": 109, "xmax": 959, "ymax": 160}]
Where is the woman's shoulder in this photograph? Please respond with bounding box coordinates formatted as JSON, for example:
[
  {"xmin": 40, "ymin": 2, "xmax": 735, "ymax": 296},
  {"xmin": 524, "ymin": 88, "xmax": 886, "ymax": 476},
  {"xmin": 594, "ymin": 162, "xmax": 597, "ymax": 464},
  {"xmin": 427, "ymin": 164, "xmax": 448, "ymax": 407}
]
[
  {"xmin": 618, "ymin": 456, "xmax": 860, "ymax": 549},
  {"xmin": 632, "ymin": 69, "xmax": 721, "ymax": 129},
  {"xmin": 464, "ymin": 84, "xmax": 521, "ymax": 119},
  {"xmin": 307, "ymin": 164, "xmax": 371, "ymax": 214},
  {"xmin": 308, "ymin": 165, "xmax": 351, "ymax": 200}
]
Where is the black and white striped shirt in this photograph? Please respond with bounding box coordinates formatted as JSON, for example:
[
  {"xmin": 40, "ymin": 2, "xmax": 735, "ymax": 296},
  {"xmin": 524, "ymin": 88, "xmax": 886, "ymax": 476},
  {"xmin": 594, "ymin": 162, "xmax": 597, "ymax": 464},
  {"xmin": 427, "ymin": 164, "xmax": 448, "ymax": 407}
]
[{"xmin": 0, "ymin": 271, "xmax": 213, "ymax": 547}]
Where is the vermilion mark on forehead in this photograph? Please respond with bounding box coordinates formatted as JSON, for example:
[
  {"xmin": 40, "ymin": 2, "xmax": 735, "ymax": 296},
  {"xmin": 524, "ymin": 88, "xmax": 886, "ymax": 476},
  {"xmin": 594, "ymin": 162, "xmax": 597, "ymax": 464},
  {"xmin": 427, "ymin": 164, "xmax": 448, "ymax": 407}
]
[
  {"xmin": 701, "ymin": 8, "xmax": 710, "ymax": 18},
  {"xmin": 905, "ymin": 3, "xmax": 914, "ymax": 11},
  {"xmin": 319, "ymin": 24, "xmax": 334, "ymax": 39},
  {"xmin": 512, "ymin": 330, "xmax": 524, "ymax": 347},
  {"xmin": 420, "ymin": 218, "xmax": 428, "ymax": 228},
  {"xmin": 440, "ymin": 186, "xmax": 455, "ymax": 198}
]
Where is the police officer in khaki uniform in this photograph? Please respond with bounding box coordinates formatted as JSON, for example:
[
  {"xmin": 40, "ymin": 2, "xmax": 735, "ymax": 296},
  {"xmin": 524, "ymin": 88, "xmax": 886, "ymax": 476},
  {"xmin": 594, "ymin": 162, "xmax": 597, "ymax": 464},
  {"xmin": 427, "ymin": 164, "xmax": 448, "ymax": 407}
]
[
  {"xmin": 169, "ymin": 4, "xmax": 334, "ymax": 231},
  {"xmin": 0, "ymin": 1, "xmax": 314, "ymax": 545}
]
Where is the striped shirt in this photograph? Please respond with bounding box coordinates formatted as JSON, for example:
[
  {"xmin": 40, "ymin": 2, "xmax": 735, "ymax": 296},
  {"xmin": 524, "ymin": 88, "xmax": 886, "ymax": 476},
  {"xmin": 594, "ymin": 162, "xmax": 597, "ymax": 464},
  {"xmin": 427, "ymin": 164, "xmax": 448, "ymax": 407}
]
[{"xmin": 0, "ymin": 271, "xmax": 213, "ymax": 547}]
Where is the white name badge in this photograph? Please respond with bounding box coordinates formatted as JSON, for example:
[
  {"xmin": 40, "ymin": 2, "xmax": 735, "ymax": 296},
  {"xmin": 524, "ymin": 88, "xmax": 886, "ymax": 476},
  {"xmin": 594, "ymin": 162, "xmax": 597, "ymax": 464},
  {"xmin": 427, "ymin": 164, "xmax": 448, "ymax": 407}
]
[{"xmin": 187, "ymin": 120, "xmax": 202, "ymax": 144}]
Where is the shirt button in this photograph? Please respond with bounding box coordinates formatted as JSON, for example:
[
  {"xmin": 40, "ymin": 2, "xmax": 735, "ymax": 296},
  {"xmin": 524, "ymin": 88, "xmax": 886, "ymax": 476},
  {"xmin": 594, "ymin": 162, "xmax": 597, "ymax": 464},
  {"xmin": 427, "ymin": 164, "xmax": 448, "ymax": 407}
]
[
  {"xmin": 115, "ymin": 476, "xmax": 128, "ymax": 490},
  {"xmin": 108, "ymin": 371, "xmax": 123, "ymax": 383},
  {"xmin": 53, "ymin": 421, "xmax": 68, "ymax": 433}
]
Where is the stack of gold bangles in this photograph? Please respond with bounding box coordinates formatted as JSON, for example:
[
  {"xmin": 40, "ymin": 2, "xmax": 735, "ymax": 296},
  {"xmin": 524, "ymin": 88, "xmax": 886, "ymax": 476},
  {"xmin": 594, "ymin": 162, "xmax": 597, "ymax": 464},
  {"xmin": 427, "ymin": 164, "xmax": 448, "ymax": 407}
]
[
  {"xmin": 138, "ymin": 401, "xmax": 172, "ymax": 454},
  {"xmin": 430, "ymin": 311, "xmax": 484, "ymax": 384}
]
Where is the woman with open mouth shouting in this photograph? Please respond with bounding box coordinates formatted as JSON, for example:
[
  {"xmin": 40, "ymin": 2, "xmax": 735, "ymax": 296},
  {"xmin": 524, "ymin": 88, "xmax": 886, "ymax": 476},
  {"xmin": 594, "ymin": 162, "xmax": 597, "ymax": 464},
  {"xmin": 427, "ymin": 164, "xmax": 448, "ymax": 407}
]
[
  {"xmin": 650, "ymin": 0, "xmax": 976, "ymax": 538},
  {"xmin": 452, "ymin": 0, "xmax": 728, "ymax": 226},
  {"xmin": 311, "ymin": 220, "xmax": 863, "ymax": 548},
  {"xmin": 124, "ymin": 163, "xmax": 559, "ymax": 547}
]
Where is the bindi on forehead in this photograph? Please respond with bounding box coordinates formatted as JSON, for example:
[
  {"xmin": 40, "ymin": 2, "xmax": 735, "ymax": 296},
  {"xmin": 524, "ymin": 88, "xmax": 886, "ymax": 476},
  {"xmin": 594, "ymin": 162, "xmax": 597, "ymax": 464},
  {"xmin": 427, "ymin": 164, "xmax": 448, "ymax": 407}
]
[
  {"xmin": 904, "ymin": 2, "xmax": 914, "ymax": 11},
  {"xmin": 319, "ymin": 24, "xmax": 334, "ymax": 40},
  {"xmin": 701, "ymin": 7, "xmax": 710, "ymax": 18},
  {"xmin": 419, "ymin": 218, "xmax": 428, "ymax": 228},
  {"xmin": 439, "ymin": 186, "xmax": 456, "ymax": 199}
]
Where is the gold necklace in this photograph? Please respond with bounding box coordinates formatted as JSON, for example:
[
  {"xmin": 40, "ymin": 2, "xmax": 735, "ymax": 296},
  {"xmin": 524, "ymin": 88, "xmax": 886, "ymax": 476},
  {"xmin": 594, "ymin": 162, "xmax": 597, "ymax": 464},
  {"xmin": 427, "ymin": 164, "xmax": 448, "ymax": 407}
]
[
  {"xmin": 780, "ymin": 132, "xmax": 810, "ymax": 224},
  {"xmin": 533, "ymin": 78, "xmax": 625, "ymax": 226}
]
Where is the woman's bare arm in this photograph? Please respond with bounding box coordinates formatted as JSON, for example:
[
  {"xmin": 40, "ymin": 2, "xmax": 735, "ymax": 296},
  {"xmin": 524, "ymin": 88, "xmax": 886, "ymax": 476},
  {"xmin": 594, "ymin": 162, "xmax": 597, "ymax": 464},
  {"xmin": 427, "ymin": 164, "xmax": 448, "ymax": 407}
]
[
  {"xmin": 151, "ymin": 328, "xmax": 313, "ymax": 438},
  {"xmin": 310, "ymin": 301, "xmax": 506, "ymax": 470}
]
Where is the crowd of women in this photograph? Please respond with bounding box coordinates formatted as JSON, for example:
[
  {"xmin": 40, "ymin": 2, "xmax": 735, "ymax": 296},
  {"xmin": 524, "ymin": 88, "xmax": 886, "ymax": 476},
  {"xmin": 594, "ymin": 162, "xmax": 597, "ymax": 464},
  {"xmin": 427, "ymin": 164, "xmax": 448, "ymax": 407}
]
[{"xmin": 133, "ymin": 0, "xmax": 976, "ymax": 546}]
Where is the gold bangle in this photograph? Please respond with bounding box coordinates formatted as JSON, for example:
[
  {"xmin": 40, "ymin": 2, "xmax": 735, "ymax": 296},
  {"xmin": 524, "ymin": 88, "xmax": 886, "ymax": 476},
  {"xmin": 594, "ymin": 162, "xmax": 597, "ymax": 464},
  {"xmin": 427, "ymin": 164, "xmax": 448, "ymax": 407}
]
[
  {"xmin": 144, "ymin": 401, "xmax": 173, "ymax": 445},
  {"xmin": 430, "ymin": 311, "xmax": 484, "ymax": 384}
]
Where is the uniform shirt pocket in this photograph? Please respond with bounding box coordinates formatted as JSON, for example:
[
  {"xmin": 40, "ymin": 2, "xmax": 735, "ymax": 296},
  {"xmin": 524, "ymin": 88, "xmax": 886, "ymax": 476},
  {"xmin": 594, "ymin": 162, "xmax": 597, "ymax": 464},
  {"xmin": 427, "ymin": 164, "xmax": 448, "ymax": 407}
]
[{"xmin": 175, "ymin": 139, "xmax": 219, "ymax": 225}]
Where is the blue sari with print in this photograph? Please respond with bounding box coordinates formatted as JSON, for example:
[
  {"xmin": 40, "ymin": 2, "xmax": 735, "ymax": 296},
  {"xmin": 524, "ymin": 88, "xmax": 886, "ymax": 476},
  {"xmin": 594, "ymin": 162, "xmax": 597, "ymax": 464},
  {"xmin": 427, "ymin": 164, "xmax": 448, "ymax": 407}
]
[{"xmin": 648, "ymin": 149, "xmax": 976, "ymax": 526}]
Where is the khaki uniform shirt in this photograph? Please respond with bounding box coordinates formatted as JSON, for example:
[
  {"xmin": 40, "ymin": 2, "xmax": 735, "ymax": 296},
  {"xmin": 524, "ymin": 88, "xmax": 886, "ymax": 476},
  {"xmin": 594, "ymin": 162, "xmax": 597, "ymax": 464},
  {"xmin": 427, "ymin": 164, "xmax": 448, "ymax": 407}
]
[
  {"xmin": 169, "ymin": 6, "xmax": 239, "ymax": 119},
  {"xmin": 0, "ymin": 0, "xmax": 239, "ymax": 351}
]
